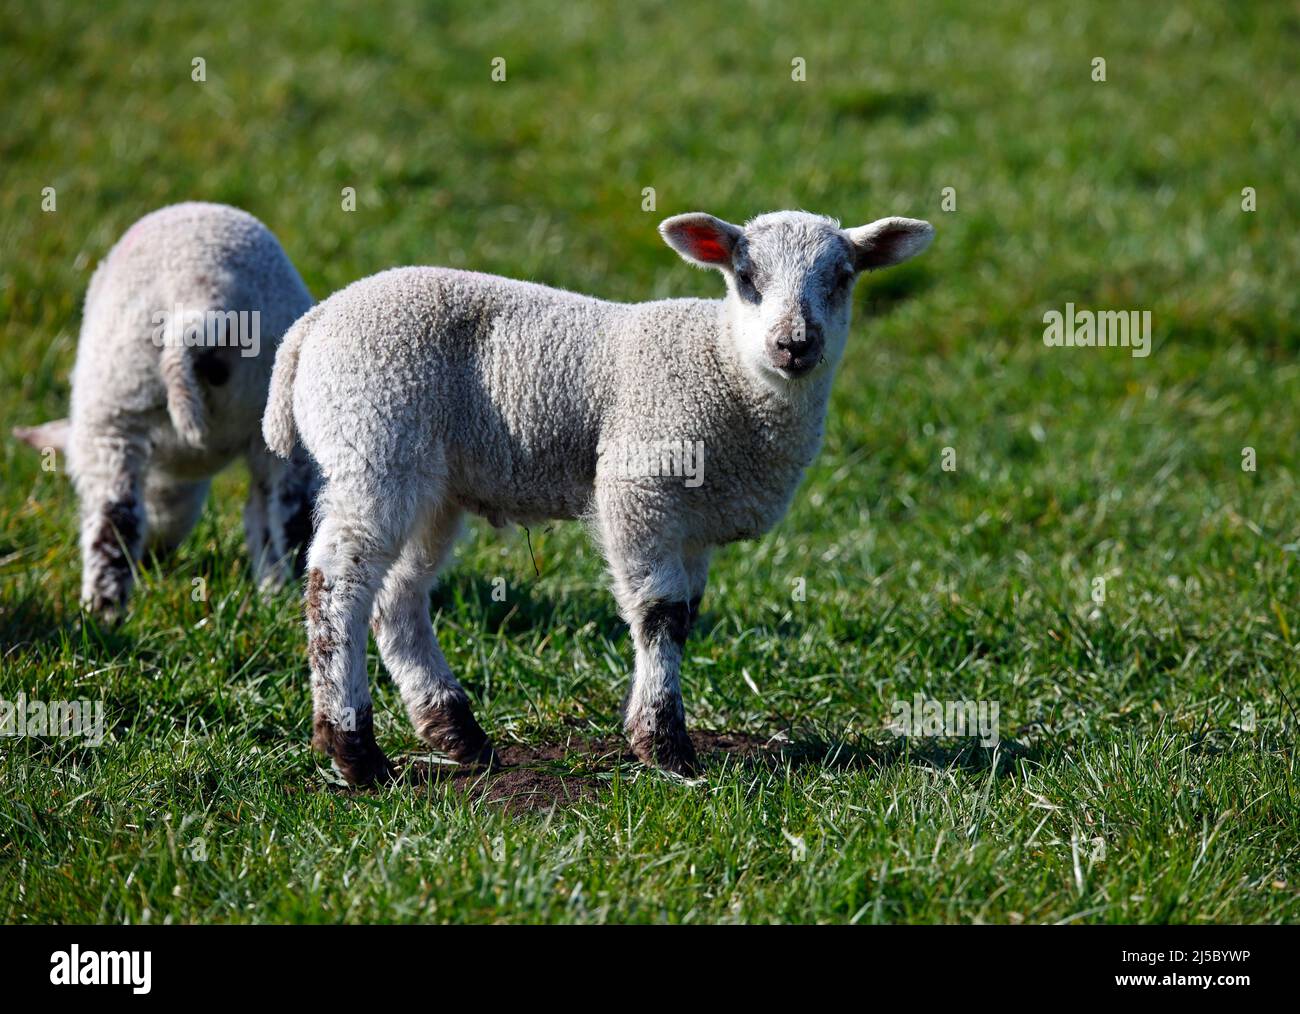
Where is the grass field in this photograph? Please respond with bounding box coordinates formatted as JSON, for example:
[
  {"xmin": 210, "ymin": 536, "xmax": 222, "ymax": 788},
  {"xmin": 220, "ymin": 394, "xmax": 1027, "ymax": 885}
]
[{"xmin": 2, "ymin": 0, "xmax": 1298, "ymax": 923}]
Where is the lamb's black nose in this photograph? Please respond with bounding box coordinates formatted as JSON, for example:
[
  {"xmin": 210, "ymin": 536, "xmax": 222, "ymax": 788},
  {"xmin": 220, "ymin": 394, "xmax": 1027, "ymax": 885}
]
[{"xmin": 776, "ymin": 323, "xmax": 821, "ymax": 355}]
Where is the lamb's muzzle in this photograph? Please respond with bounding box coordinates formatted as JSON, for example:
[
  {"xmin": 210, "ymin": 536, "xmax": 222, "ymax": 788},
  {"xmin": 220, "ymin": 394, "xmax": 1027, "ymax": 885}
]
[{"xmin": 271, "ymin": 209, "xmax": 933, "ymax": 781}]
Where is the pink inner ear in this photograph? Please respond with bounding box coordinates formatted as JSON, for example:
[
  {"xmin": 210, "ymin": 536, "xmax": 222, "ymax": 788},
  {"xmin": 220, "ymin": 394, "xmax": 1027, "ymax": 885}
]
[{"xmin": 682, "ymin": 224, "xmax": 729, "ymax": 263}]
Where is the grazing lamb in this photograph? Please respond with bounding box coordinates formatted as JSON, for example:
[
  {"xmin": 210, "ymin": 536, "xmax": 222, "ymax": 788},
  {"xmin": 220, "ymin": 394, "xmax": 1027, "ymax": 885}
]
[
  {"xmin": 13, "ymin": 202, "xmax": 317, "ymax": 620},
  {"xmin": 264, "ymin": 210, "xmax": 933, "ymax": 784}
]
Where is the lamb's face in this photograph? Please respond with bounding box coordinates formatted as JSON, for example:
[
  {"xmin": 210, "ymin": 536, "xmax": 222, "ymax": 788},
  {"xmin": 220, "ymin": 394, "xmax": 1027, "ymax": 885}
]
[
  {"xmin": 660, "ymin": 210, "xmax": 934, "ymax": 385},
  {"xmin": 726, "ymin": 213, "xmax": 856, "ymax": 379}
]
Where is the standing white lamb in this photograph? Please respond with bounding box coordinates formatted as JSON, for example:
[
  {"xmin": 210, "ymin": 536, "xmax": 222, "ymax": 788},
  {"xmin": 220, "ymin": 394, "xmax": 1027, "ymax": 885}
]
[
  {"xmin": 263, "ymin": 210, "xmax": 933, "ymax": 784},
  {"xmin": 13, "ymin": 202, "xmax": 317, "ymax": 620}
]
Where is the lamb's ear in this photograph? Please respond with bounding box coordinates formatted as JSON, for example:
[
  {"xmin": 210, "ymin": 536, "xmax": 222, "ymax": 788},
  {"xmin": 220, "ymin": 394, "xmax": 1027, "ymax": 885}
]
[
  {"xmin": 846, "ymin": 217, "xmax": 934, "ymax": 271},
  {"xmin": 659, "ymin": 213, "xmax": 743, "ymax": 270},
  {"xmin": 12, "ymin": 418, "xmax": 70, "ymax": 453}
]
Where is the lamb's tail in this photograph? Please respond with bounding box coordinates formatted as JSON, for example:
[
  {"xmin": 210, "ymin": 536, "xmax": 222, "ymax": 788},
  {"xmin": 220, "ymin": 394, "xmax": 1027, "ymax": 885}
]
[
  {"xmin": 262, "ymin": 303, "xmax": 324, "ymax": 459},
  {"xmin": 160, "ymin": 342, "xmax": 207, "ymax": 447}
]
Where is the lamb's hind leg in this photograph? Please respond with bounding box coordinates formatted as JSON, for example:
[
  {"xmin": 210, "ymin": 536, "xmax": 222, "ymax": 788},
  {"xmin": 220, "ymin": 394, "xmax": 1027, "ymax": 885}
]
[
  {"xmin": 371, "ymin": 505, "xmax": 496, "ymax": 766},
  {"xmin": 304, "ymin": 485, "xmax": 408, "ymax": 786}
]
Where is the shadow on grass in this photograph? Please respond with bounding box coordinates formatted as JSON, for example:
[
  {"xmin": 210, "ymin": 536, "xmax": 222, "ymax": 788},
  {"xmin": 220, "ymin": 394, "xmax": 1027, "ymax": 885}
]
[
  {"xmin": 0, "ymin": 541, "xmax": 228, "ymax": 655},
  {"xmin": 314, "ymin": 728, "xmax": 1042, "ymax": 815},
  {"xmin": 437, "ymin": 568, "xmax": 627, "ymax": 644},
  {"xmin": 0, "ymin": 594, "xmax": 138, "ymax": 658}
]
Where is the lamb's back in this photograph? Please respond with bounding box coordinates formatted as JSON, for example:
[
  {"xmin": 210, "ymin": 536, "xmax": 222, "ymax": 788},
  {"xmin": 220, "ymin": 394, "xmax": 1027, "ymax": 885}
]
[
  {"xmin": 71, "ymin": 203, "xmax": 311, "ymax": 469},
  {"xmin": 292, "ymin": 267, "xmax": 625, "ymax": 518}
]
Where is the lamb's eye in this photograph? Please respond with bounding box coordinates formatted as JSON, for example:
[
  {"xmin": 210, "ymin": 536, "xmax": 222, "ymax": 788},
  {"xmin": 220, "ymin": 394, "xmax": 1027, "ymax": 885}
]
[{"xmin": 735, "ymin": 268, "xmax": 761, "ymax": 301}]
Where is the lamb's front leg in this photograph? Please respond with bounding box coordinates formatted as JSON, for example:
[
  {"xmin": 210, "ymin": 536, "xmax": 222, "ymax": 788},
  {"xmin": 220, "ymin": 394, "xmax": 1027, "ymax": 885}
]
[
  {"xmin": 606, "ymin": 542, "xmax": 699, "ymax": 777},
  {"xmin": 71, "ymin": 425, "xmax": 149, "ymax": 621},
  {"xmin": 627, "ymin": 597, "xmax": 697, "ymax": 775}
]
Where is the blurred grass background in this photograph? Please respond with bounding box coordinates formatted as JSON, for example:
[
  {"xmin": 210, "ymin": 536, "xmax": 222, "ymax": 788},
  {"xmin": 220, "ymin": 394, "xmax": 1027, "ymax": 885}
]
[{"xmin": 1, "ymin": 0, "xmax": 1298, "ymax": 923}]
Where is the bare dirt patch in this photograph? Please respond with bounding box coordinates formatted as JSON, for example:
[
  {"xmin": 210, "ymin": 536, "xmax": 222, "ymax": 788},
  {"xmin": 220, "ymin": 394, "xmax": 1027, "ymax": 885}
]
[
  {"xmin": 391, "ymin": 730, "xmax": 777, "ymax": 814},
  {"xmin": 317, "ymin": 729, "xmax": 1030, "ymax": 813}
]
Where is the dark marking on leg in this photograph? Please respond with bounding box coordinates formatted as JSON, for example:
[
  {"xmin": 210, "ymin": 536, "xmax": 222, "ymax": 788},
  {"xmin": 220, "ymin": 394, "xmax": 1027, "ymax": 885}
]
[
  {"xmin": 643, "ymin": 599, "xmax": 691, "ymax": 647},
  {"xmin": 625, "ymin": 598, "xmax": 699, "ymax": 776},
  {"xmin": 311, "ymin": 704, "xmax": 394, "ymax": 787},
  {"xmin": 86, "ymin": 498, "xmax": 141, "ymax": 616},
  {"xmin": 93, "ymin": 499, "xmax": 140, "ymax": 567},
  {"xmin": 413, "ymin": 693, "xmax": 498, "ymax": 767},
  {"xmin": 305, "ymin": 567, "xmax": 337, "ymax": 670},
  {"xmin": 307, "ymin": 626, "xmax": 336, "ymax": 673},
  {"xmin": 304, "ymin": 566, "xmax": 393, "ymax": 785},
  {"xmin": 627, "ymin": 698, "xmax": 699, "ymax": 777},
  {"xmin": 305, "ymin": 567, "xmax": 327, "ymax": 624}
]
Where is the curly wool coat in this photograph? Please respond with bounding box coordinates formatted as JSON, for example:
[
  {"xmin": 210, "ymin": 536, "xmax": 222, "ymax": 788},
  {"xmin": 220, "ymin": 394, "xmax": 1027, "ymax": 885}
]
[
  {"xmin": 16, "ymin": 202, "xmax": 317, "ymax": 618},
  {"xmin": 262, "ymin": 210, "xmax": 934, "ymax": 782}
]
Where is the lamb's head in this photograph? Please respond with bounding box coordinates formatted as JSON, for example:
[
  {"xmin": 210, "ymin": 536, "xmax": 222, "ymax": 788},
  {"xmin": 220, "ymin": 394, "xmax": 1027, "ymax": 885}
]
[{"xmin": 660, "ymin": 210, "xmax": 933, "ymax": 383}]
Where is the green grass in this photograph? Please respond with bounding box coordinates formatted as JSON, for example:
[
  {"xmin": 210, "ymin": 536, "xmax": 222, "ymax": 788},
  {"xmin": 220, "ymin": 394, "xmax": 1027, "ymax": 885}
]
[{"xmin": 2, "ymin": 0, "xmax": 1299, "ymax": 923}]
